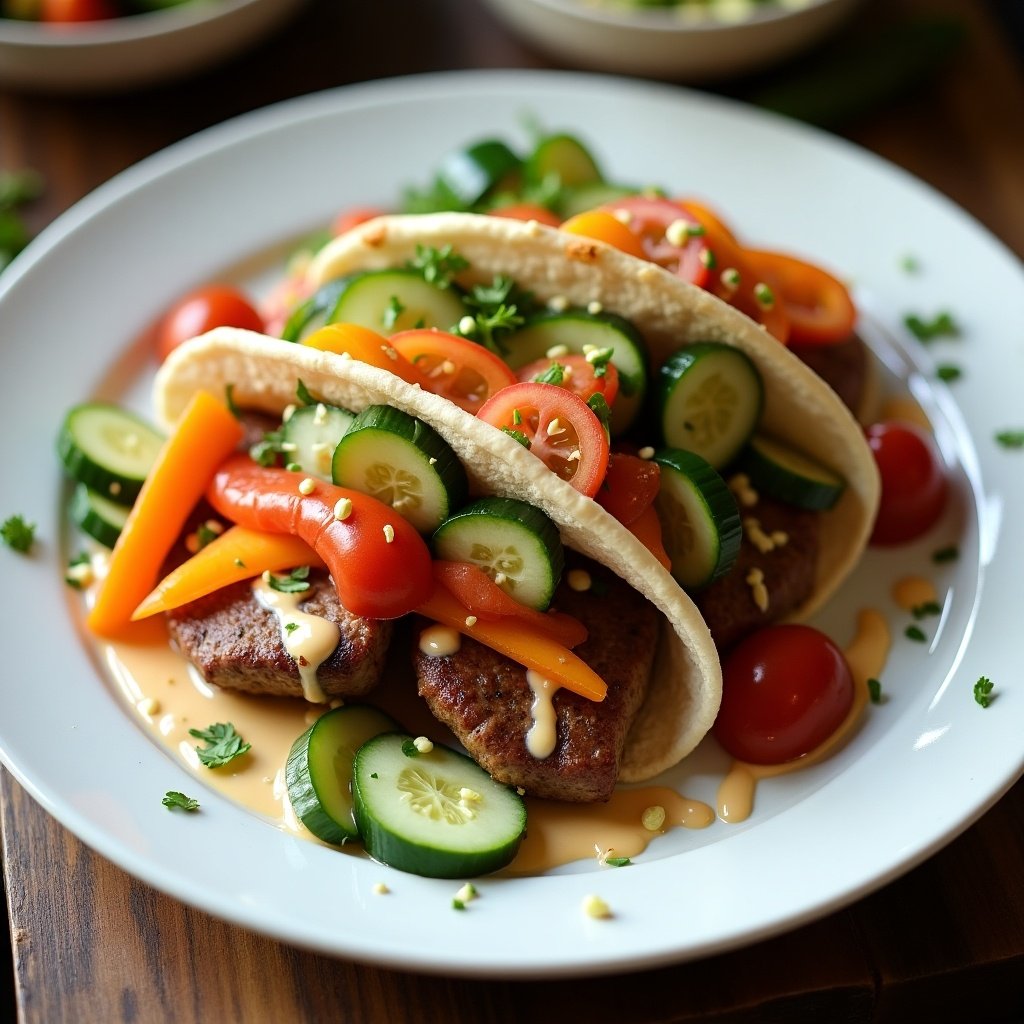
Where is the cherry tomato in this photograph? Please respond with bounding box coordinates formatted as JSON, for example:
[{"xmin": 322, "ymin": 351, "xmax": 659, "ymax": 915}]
[
  {"xmin": 745, "ymin": 249, "xmax": 856, "ymax": 346},
  {"xmin": 41, "ymin": 0, "xmax": 115, "ymax": 21},
  {"xmin": 559, "ymin": 209, "xmax": 648, "ymax": 260},
  {"xmin": 331, "ymin": 206, "xmax": 389, "ymax": 236},
  {"xmin": 714, "ymin": 624, "xmax": 855, "ymax": 765},
  {"xmin": 515, "ymin": 352, "xmax": 620, "ymax": 406},
  {"xmin": 390, "ymin": 328, "xmax": 517, "ymax": 412},
  {"xmin": 866, "ymin": 421, "xmax": 948, "ymax": 545},
  {"xmin": 488, "ymin": 203, "xmax": 561, "ymax": 228},
  {"xmin": 594, "ymin": 452, "xmax": 660, "ymax": 525},
  {"xmin": 157, "ymin": 284, "xmax": 265, "ymax": 363},
  {"xmin": 597, "ymin": 196, "xmax": 710, "ymax": 286},
  {"xmin": 302, "ymin": 323, "xmax": 427, "ymax": 387},
  {"xmin": 476, "ymin": 381, "xmax": 610, "ymax": 497}
]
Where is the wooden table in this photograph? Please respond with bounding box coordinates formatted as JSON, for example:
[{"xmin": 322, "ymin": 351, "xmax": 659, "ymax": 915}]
[{"xmin": 3, "ymin": 0, "xmax": 1023, "ymax": 1020}]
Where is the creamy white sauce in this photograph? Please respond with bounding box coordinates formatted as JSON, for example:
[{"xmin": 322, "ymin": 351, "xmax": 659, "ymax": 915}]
[
  {"xmin": 252, "ymin": 577, "xmax": 339, "ymax": 704},
  {"xmin": 525, "ymin": 669, "xmax": 560, "ymax": 759},
  {"xmin": 418, "ymin": 624, "xmax": 462, "ymax": 657}
]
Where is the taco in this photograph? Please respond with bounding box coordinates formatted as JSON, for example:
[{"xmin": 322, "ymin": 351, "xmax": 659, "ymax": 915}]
[{"xmin": 151, "ymin": 212, "xmax": 879, "ymax": 797}]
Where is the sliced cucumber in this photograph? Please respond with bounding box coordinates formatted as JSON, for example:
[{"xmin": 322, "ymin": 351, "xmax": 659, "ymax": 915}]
[
  {"xmin": 653, "ymin": 448, "xmax": 742, "ymax": 590},
  {"xmin": 502, "ymin": 311, "xmax": 649, "ymax": 436},
  {"xmin": 431, "ymin": 497, "xmax": 564, "ymax": 610},
  {"xmin": 280, "ymin": 278, "xmax": 348, "ymax": 343},
  {"xmin": 285, "ymin": 704, "xmax": 399, "ymax": 845},
  {"xmin": 560, "ymin": 181, "xmax": 638, "ymax": 219},
  {"xmin": 57, "ymin": 402, "xmax": 164, "ymax": 503},
  {"xmin": 740, "ymin": 434, "xmax": 846, "ymax": 511},
  {"xmin": 331, "ymin": 405, "xmax": 468, "ymax": 534},
  {"xmin": 69, "ymin": 483, "xmax": 131, "ymax": 549},
  {"xmin": 524, "ymin": 133, "xmax": 603, "ymax": 189},
  {"xmin": 657, "ymin": 343, "xmax": 763, "ymax": 470},
  {"xmin": 333, "ymin": 269, "xmax": 468, "ymax": 336},
  {"xmin": 438, "ymin": 139, "xmax": 523, "ymax": 208},
  {"xmin": 352, "ymin": 733, "xmax": 527, "ymax": 878},
  {"xmin": 281, "ymin": 402, "xmax": 356, "ymax": 480}
]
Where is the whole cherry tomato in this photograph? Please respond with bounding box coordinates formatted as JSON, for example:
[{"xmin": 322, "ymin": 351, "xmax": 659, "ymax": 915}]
[
  {"xmin": 594, "ymin": 452, "xmax": 660, "ymax": 525},
  {"xmin": 157, "ymin": 284, "xmax": 265, "ymax": 363},
  {"xmin": 41, "ymin": 0, "xmax": 116, "ymax": 21},
  {"xmin": 714, "ymin": 624, "xmax": 855, "ymax": 765},
  {"xmin": 866, "ymin": 421, "xmax": 948, "ymax": 545}
]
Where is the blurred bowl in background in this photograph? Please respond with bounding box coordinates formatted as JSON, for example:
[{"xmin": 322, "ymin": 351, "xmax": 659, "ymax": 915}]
[
  {"xmin": 0, "ymin": 0, "xmax": 308, "ymax": 93},
  {"xmin": 480, "ymin": 0, "xmax": 864, "ymax": 81}
]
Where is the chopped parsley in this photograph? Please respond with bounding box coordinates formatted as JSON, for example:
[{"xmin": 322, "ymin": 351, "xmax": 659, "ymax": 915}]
[
  {"xmin": 295, "ymin": 378, "xmax": 318, "ymax": 407},
  {"xmin": 162, "ymin": 791, "xmax": 200, "ymax": 812},
  {"xmin": 382, "ymin": 295, "xmax": 405, "ymax": 332},
  {"xmin": 605, "ymin": 856, "xmax": 632, "ymax": 868},
  {"xmin": 267, "ymin": 565, "xmax": 311, "ymax": 594},
  {"xmin": 903, "ymin": 310, "xmax": 960, "ymax": 342},
  {"xmin": 995, "ymin": 430, "xmax": 1024, "ymax": 450},
  {"xmin": 401, "ymin": 738, "xmax": 420, "ymax": 758},
  {"xmin": 974, "ymin": 676, "xmax": 995, "ymax": 708},
  {"xmin": 867, "ymin": 678, "xmax": 883, "ymax": 704},
  {"xmin": 250, "ymin": 427, "xmax": 287, "ymax": 467},
  {"xmin": 406, "ymin": 244, "xmax": 469, "ymax": 289},
  {"xmin": 904, "ymin": 625, "xmax": 927, "ymax": 643},
  {"xmin": 911, "ymin": 600, "xmax": 942, "ymax": 620},
  {"xmin": 456, "ymin": 275, "xmax": 529, "ymax": 356},
  {"xmin": 1, "ymin": 514, "xmax": 35, "ymax": 553},
  {"xmin": 532, "ymin": 362, "xmax": 566, "ymax": 386},
  {"xmin": 899, "ymin": 254, "xmax": 921, "ymax": 273},
  {"xmin": 932, "ymin": 544, "xmax": 959, "ymax": 564},
  {"xmin": 936, "ymin": 364, "xmax": 962, "ymax": 383},
  {"xmin": 585, "ymin": 347, "xmax": 614, "ymax": 378},
  {"xmin": 501, "ymin": 426, "xmax": 532, "ymax": 449},
  {"xmin": 64, "ymin": 552, "xmax": 91, "ymax": 588},
  {"xmin": 188, "ymin": 722, "xmax": 251, "ymax": 768},
  {"xmin": 284, "ymin": 622, "xmax": 300, "ymax": 634},
  {"xmin": 587, "ymin": 392, "xmax": 612, "ymax": 436},
  {"xmin": 452, "ymin": 898, "xmax": 467, "ymax": 911}
]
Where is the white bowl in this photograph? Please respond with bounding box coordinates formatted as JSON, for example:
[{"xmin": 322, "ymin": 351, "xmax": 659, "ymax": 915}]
[
  {"xmin": 0, "ymin": 0, "xmax": 308, "ymax": 93},
  {"xmin": 481, "ymin": 0, "xmax": 864, "ymax": 81}
]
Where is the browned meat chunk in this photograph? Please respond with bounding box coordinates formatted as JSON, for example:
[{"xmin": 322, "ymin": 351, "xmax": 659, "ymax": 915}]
[
  {"xmin": 413, "ymin": 564, "xmax": 659, "ymax": 803},
  {"xmin": 167, "ymin": 572, "xmax": 392, "ymax": 699},
  {"xmin": 695, "ymin": 496, "xmax": 819, "ymax": 654},
  {"xmin": 790, "ymin": 333, "xmax": 867, "ymax": 416}
]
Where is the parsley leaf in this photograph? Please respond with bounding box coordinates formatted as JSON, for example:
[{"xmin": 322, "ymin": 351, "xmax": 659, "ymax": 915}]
[
  {"xmin": 382, "ymin": 295, "xmax": 405, "ymax": 332},
  {"xmin": 406, "ymin": 244, "xmax": 469, "ymax": 289},
  {"xmin": 1, "ymin": 514, "xmax": 35, "ymax": 553},
  {"xmin": 162, "ymin": 791, "xmax": 200, "ymax": 812},
  {"xmin": 64, "ymin": 552, "xmax": 91, "ymax": 589},
  {"xmin": 912, "ymin": 600, "xmax": 942, "ymax": 620},
  {"xmin": 501, "ymin": 426, "xmax": 532, "ymax": 449},
  {"xmin": 995, "ymin": 430, "xmax": 1024, "ymax": 450},
  {"xmin": 936, "ymin": 364, "xmax": 962, "ymax": 383},
  {"xmin": 932, "ymin": 544, "xmax": 959, "ymax": 564},
  {"xmin": 903, "ymin": 310, "xmax": 960, "ymax": 342},
  {"xmin": 605, "ymin": 856, "xmax": 632, "ymax": 868},
  {"xmin": 867, "ymin": 678, "xmax": 883, "ymax": 704},
  {"xmin": 284, "ymin": 621, "xmax": 300, "ymax": 634},
  {"xmin": 401, "ymin": 739, "xmax": 420, "ymax": 758},
  {"xmin": 249, "ymin": 427, "xmax": 287, "ymax": 467},
  {"xmin": 188, "ymin": 722, "xmax": 251, "ymax": 768},
  {"xmin": 266, "ymin": 565, "xmax": 310, "ymax": 594},
  {"xmin": 532, "ymin": 362, "xmax": 566, "ymax": 386},
  {"xmin": 974, "ymin": 676, "xmax": 995, "ymax": 708},
  {"xmin": 225, "ymin": 383, "xmax": 241, "ymax": 419},
  {"xmin": 295, "ymin": 379, "xmax": 318, "ymax": 407},
  {"xmin": 587, "ymin": 393, "xmax": 612, "ymax": 437},
  {"xmin": 905, "ymin": 625, "xmax": 927, "ymax": 643}
]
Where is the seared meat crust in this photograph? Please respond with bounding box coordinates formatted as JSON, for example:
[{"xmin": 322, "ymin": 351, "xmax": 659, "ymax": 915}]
[
  {"xmin": 167, "ymin": 571, "xmax": 392, "ymax": 699},
  {"xmin": 414, "ymin": 565, "xmax": 659, "ymax": 803}
]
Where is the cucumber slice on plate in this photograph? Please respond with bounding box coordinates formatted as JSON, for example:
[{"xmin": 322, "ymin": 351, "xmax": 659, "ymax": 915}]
[
  {"xmin": 740, "ymin": 434, "xmax": 846, "ymax": 511},
  {"xmin": 331, "ymin": 405, "xmax": 468, "ymax": 534},
  {"xmin": 502, "ymin": 310, "xmax": 648, "ymax": 436},
  {"xmin": 352, "ymin": 733, "xmax": 527, "ymax": 878},
  {"xmin": 653, "ymin": 448, "xmax": 742, "ymax": 590},
  {"xmin": 524, "ymin": 133, "xmax": 603, "ymax": 189},
  {"xmin": 57, "ymin": 402, "xmax": 164, "ymax": 503},
  {"xmin": 280, "ymin": 401, "xmax": 356, "ymax": 480},
  {"xmin": 438, "ymin": 139, "xmax": 523, "ymax": 208},
  {"xmin": 69, "ymin": 483, "xmax": 131, "ymax": 549},
  {"xmin": 657, "ymin": 343, "xmax": 763, "ymax": 470},
  {"xmin": 431, "ymin": 496, "xmax": 564, "ymax": 610},
  {"xmin": 285, "ymin": 704, "xmax": 399, "ymax": 845}
]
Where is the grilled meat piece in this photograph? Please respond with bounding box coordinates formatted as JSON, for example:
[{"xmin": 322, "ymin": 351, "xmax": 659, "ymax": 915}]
[
  {"xmin": 167, "ymin": 571, "xmax": 392, "ymax": 699},
  {"xmin": 414, "ymin": 564, "xmax": 659, "ymax": 803},
  {"xmin": 790, "ymin": 333, "xmax": 868, "ymax": 416},
  {"xmin": 694, "ymin": 495, "xmax": 819, "ymax": 654}
]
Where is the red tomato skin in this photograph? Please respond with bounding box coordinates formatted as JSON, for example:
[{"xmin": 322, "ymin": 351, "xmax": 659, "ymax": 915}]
[
  {"xmin": 157, "ymin": 285, "xmax": 265, "ymax": 363},
  {"xmin": 714, "ymin": 625, "xmax": 855, "ymax": 765},
  {"xmin": 595, "ymin": 452, "xmax": 660, "ymax": 525},
  {"xmin": 41, "ymin": 0, "xmax": 116, "ymax": 21},
  {"xmin": 332, "ymin": 206, "xmax": 389, "ymax": 236},
  {"xmin": 515, "ymin": 353, "xmax": 620, "ymax": 406},
  {"xmin": 866, "ymin": 422, "xmax": 948, "ymax": 545},
  {"xmin": 488, "ymin": 203, "xmax": 562, "ymax": 228}
]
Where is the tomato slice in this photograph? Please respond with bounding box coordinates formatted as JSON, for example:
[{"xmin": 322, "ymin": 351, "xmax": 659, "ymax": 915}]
[
  {"xmin": 597, "ymin": 196, "xmax": 710, "ymax": 286},
  {"xmin": 594, "ymin": 452, "xmax": 660, "ymax": 525},
  {"xmin": 206, "ymin": 456, "xmax": 433, "ymax": 619},
  {"xmin": 390, "ymin": 328, "xmax": 517, "ymax": 412},
  {"xmin": 476, "ymin": 382, "xmax": 610, "ymax": 497},
  {"xmin": 559, "ymin": 209, "xmax": 649, "ymax": 261},
  {"xmin": 302, "ymin": 323, "xmax": 428, "ymax": 387},
  {"xmin": 156, "ymin": 284, "xmax": 265, "ymax": 363},
  {"xmin": 744, "ymin": 249, "xmax": 857, "ymax": 346},
  {"xmin": 515, "ymin": 352, "xmax": 620, "ymax": 406},
  {"xmin": 678, "ymin": 201, "xmax": 791, "ymax": 343},
  {"xmin": 488, "ymin": 203, "xmax": 562, "ymax": 227}
]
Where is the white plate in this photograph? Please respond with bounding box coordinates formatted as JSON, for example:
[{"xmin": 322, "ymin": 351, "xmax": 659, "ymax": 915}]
[{"xmin": 1, "ymin": 71, "xmax": 1022, "ymax": 978}]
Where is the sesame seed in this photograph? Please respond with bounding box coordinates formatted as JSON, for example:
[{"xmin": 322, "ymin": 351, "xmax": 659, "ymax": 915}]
[
  {"xmin": 298, "ymin": 477, "xmax": 316, "ymax": 495},
  {"xmin": 638, "ymin": 446, "xmax": 655, "ymax": 459},
  {"xmin": 548, "ymin": 295, "xmax": 569, "ymax": 312},
  {"xmin": 383, "ymin": 523, "xmax": 395, "ymax": 543},
  {"xmin": 665, "ymin": 219, "xmax": 690, "ymax": 247},
  {"xmin": 587, "ymin": 300, "xmax": 603, "ymax": 315},
  {"xmin": 754, "ymin": 282, "xmax": 775, "ymax": 308},
  {"xmin": 465, "ymin": 615, "xmax": 478, "ymax": 628},
  {"xmin": 582, "ymin": 894, "xmax": 612, "ymax": 919},
  {"xmin": 494, "ymin": 572, "xmax": 507, "ymax": 585},
  {"xmin": 373, "ymin": 882, "xmax": 390, "ymax": 895},
  {"xmin": 381, "ymin": 345, "xmax": 399, "ymax": 361},
  {"xmin": 458, "ymin": 315, "xmax": 477, "ymax": 335},
  {"xmin": 109, "ymin": 481, "xmax": 122, "ymax": 497},
  {"xmin": 567, "ymin": 569, "xmax": 592, "ymax": 591},
  {"xmin": 261, "ymin": 570, "xmax": 272, "ymax": 583},
  {"xmin": 720, "ymin": 268, "xmax": 741, "ymax": 291},
  {"xmin": 282, "ymin": 404, "xmax": 297, "ymax": 422},
  {"xmin": 545, "ymin": 344, "xmax": 570, "ymax": 359},
  {"xmin": 334, "ymin": 497, "xmax": 353, "ymax": 521},
  {"xmin": 137, "ymin": 697, "xmax": 160, "ymax": 717},
  {"xmin": 546, "ymin": 418, "xmax": 565, "ymax": 436},
  {"xmin": 313, "ymin": 403, "xmax": 328, "ymax": 426},
  {"xmin": 204, "ymin": 519, "xmax": 224, "ymax": 535},
  {"xmin": 454, "ymin": 882, "xmax": 478, "ymax": 904},
  {"xmin": 413, "ymin": 736, "xmax": 433, "ymax": 754},
  {"xmin": 567, "ymin": 449, "xmax": 582, "ymax": 462},
  {"xmin": 611, "ymin": 208, "xmax": 631, "ymax": 225}
]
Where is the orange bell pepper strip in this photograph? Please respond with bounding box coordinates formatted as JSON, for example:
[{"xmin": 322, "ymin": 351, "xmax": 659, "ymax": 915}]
[
  {"xmin": 626, "ymin": 503, "xmax": 672, "ymax": 573},
  {"xmin": 88, "ymin": 390, "xmax": 244, "ymax": 638},
  {"xmin": 431, "ymin": 561, "xmax": 588, "ymax": 649},
  {"xmin": 132, "ymin": 526, "xmax": 324, "ymax": 621},
  {"xmin": 559, "ymin": 209, "xmax": 648, "ymax": 261},
  {"xmin": 416, "ymin": 581, "xmax": 606, "ymax": 703},
  {"xmin": 302, "ymin": 323, "xmax": 429, "ymax": 385}
]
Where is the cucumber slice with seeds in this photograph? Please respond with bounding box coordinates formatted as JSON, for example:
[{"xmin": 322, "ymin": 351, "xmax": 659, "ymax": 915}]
[
  {"xmin": 431, "ymin": 496, "xmax": 564, "ymax": 610},
  {"xmin": 740, "ymin": 434, "xmax": 846, "ymax": 511},
  {"xmin": 352, "ymin": 732, "xmax": 527, "ymax": 878},
  {"xmin": 281, "ymin": 402, "xmax": 356, "ymax": 480},
  {"xmin": 57, "ymin": 403, "xmax": 164, "ymax": 503},
  {"xmin": 285, "ymin": 704, "xmax": 399, "ymax": 845},
  {"xmin": 653, "ymin": 448, "xmax": 741, "ymax": 590},
  {"xmin": 331, "ymin": 405, "xmax": 468, "ymax": 534},
  {"xmin": 658, "ymin": 343, "xmax": 763, "ymax": 470},
  {"xmin": 502, "ymin": 310, "xmax": 648, "ymax": 436},
  {"xmin": 525, "ymin": 134, "xmax": 603, "ymax": 189},
  {"xmin": 69, "ymin": 483, "xmax": 131, "ymax": 549}
]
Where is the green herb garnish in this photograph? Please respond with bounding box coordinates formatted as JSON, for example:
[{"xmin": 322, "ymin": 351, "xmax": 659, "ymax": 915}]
[
  {"xmin": 284, "ymin": 622, "xmax": 300, "ymax": 634},
  {"xmin": 936, "ymin": 364, "xmax": 962, "ymax": 383},
  {"xmin": 452, "ymin": 898, "xmax": 466, "ymax": 911},
  {"xmin": 973, "ymin": 676, "xmax": 994, "ymax": 708},
  {"xmin": 912, "ymin": 600, "xmax": 942, "ymax": 620},
  {"xmin": 867, "ymin": 678, "xmax": 883, "ymax": 704},
  {"xmin": 904, "ymin": 310, "xmax": 960, "ymax": 342},
  {"xmin": 382, "ymin": 295, "xmax": 405, "ymax": 332},
  {"xmin": 995, "ymin": 430, "xmax": 1024, "ymax": 450},
  {"xmin": 225, "ymin": 383, "xmax": 240, "ymax": 419},
  {"xmin": 605, "ymin": 856, "xmax": 632, "ymax": 868},
  {"xmin": 295, "ymin": 379, "xmax": 317, "ymax": 407},
  {"xmin": 407, "ymin": 244, "xmax": 469, "ymax": 289},
  {"xmin": 249, "ymin": 427, "xmax": 287, "ymax": 467},
  {"xmin": 195, "ymin": 522, "xmax": 219, "ymax": 551},
  {"xmin": 1, "ymin": 514, "xmax": 35, "ymax": 553},
  {"xmin": 533, "ymin": 362, "xmax": 566, "ymax": 386},
  {"xmin": 905, "ymin": 625, "xmax": 927, "ymax": 643},
  {"xmin": 587, "ymin": 392, "xmax": 612, "ymax": 437},
  {"xmin": 267, "ymin": 566, "xmax": 310, "ymax": 594},
  {"xmin": 585, "ymin": 347, "xmax": 614, "ymax": 378},
  {"xmin": 932, "ymin": 544, "xmax": 959, "ymax": 564},
  {"xmin": 162, "ymin": 791, "xmax": 200, "ymax": 812},
  {"xmin": 64, "ymin": 552, "xmax": 91, "ymax": 588},
  {"xmin": 401, "ymin": 739, "xmax": 419, "ymax": 758},
  {"xmin": 189, "ymin": 722, "xmax": 251, "ymax": 768},
  {"xmin": 501, "ymin": 427, "xmax": 532, "ymax": 449}
]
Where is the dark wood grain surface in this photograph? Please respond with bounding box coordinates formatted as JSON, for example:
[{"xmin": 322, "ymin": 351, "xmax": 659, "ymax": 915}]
[{"xmin": 3, "ymin": 0, "xmax": 1023, "ymax": 1020}]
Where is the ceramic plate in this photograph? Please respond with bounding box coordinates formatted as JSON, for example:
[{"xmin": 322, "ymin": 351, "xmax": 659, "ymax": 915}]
[{"xmin": 1, "ymin": 71, "xmax": 1022, "ymax": 977}]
